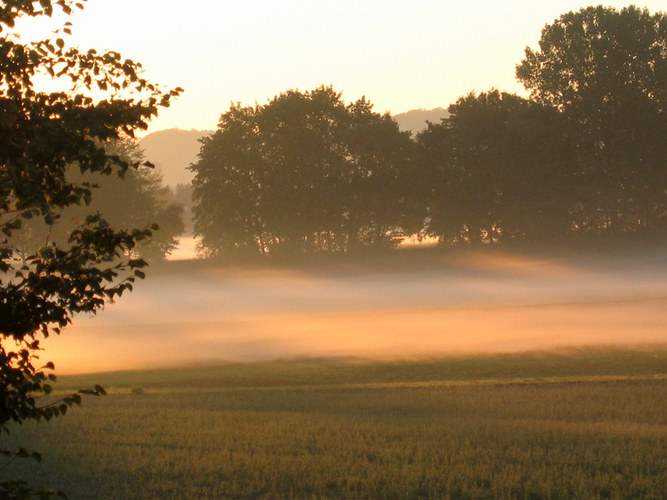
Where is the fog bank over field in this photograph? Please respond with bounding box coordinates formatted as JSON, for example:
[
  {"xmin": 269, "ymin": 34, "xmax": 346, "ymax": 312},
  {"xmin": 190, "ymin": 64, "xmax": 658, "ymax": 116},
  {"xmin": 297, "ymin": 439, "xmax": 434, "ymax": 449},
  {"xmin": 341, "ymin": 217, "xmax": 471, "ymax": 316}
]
[{"xmin": 46, "ymin": 249, "xmax": 667, "ymax": 374}]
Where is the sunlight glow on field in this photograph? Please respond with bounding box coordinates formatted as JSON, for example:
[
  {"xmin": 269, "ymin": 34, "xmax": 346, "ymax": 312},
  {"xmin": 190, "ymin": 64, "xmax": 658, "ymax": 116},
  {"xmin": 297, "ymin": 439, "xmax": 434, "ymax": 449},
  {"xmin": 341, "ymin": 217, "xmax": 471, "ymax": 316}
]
[
  {"xmin": 165, "ymin": 236, "xmax": 199, "ymax": 261},
  {"xmin": 41, "ymin": 251, "xmax": 667, "ymax": 374}
]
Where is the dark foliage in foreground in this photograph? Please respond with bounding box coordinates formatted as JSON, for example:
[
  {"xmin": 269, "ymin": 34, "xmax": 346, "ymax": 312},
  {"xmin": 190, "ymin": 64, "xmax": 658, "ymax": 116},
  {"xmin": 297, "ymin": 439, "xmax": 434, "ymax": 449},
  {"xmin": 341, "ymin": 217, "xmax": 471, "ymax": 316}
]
[{"xmin": 1, "ymin": 0, "xmax": 180, "ymax": 496}]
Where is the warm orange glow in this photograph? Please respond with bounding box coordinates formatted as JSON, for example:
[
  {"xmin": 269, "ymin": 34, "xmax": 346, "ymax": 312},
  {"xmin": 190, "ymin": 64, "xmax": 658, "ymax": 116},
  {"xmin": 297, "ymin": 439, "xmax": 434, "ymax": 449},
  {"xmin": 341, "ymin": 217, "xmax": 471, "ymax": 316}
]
[
  {"xmin": 12, "ymin": 1, "xmax": 666, "ymax": 133},
  {"xmin": 39, "ymin": 252, "xmax": 667, "ymax": 374}
]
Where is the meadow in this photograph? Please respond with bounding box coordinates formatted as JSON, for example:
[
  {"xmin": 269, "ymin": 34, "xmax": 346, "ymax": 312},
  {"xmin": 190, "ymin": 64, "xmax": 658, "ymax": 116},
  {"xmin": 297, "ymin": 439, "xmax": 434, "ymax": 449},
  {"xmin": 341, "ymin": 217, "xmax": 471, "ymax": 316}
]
[{"xmin": 4, "ymin": 348, "xmax": 666, "ymax": 499}]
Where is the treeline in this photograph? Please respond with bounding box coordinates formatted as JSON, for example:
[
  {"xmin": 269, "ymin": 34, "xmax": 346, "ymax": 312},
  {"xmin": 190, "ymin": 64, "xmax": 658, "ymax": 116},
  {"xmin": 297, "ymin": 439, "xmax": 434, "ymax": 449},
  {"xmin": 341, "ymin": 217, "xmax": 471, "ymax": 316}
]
[
  {"xmin": 191, "ymin": 5, "xmax": 666, "ymax": 258},
  {"xmin": 13, "ymin": 141, "xmax": 185, "ymax": 261}
]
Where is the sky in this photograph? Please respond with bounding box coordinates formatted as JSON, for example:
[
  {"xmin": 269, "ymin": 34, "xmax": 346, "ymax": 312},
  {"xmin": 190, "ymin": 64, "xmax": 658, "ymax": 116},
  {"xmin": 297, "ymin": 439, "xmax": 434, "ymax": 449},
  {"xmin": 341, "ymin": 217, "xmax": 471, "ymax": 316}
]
[{"xmin": 14, "ymin": 0, "xmax": 667, "ymax": 133}]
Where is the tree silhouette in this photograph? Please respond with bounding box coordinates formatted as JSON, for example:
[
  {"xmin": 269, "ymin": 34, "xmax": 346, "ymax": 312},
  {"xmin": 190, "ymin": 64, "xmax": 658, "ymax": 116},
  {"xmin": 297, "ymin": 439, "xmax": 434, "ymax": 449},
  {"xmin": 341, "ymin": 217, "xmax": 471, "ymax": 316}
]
[
  {"xmin": 14, "ymin": 140, "xmax": 185, "ymax": 262},
  {"xmin": 0, "ymin": 1, "xmax": 180, "ymax": 496},
  {"xmin": 517, "ymin": 5, "xmax": 666, "ymax": 237},
  {"xmin": 417, "ymin": 90, "xmax": 574, "ymax": 245},
  {"xmin": 192, "ymin": 86, "xmax": 419, "ymax": 258}
]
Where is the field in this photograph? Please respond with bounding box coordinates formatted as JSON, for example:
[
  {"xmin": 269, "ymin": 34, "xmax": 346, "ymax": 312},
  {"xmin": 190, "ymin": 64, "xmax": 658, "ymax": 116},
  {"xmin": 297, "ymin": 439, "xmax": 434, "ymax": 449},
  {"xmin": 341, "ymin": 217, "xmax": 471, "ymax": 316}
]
[{"xmin": 4, "ymin": 348, "xmax": 666, "ymax": 499}]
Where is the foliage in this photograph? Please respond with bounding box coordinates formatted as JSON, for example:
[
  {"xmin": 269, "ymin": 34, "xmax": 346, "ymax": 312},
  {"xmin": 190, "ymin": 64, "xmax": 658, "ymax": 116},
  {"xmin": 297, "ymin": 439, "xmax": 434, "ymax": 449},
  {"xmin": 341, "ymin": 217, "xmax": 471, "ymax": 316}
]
[
  {"xmin": 0, "ymin": 0, "xmax": 180, "ymax": 496},
  {"xmin": 417, "ymin": 5, "xmax": 665, "ymax": 246},
  {"xmin": 13, "ymin": 140, "xmax": 185, "ymax": 262},
  {"xmin": 164, "ymin": 182, "xmax": 193, "ymax": 232},
  {"xmin": 191, "ymin": 86, "xmax": 420, "ymax": 258},
  {"xmin": 166, "ymin": 182, "xmax": 193, "ymax": 210},
  {"xmin": 417, "ymin": 90, "xmax": 574, "ymax": 244},
  {"xmin": 516, "ymin": 5, "xmax": 666, "ymax": 237},
  {"xmin": 75, "ymin": 141, "xmax": 185, "ymax": 261}
]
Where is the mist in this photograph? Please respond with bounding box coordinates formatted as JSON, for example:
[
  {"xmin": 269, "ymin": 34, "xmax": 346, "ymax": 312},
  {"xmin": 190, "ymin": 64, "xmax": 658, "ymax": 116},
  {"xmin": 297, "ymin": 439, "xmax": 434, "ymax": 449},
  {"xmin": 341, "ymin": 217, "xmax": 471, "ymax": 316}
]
[{"xmin": 44, "ymin": 248, "xmax": 666, "ymax": 374}]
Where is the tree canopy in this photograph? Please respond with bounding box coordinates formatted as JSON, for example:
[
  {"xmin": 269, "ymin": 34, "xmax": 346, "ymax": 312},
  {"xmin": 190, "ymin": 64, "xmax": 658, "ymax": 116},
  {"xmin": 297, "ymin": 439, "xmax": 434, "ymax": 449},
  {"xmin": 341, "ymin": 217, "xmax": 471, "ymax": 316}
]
[
  {"xmin": 13, "ymin": 140, "xmax": 185, "ymax": 262},
  {"xmin": 417, "ymin": 90, "xmax": 574, "ymax": 245},
  {"xmin": 191, "ymin": 86, "xmax": 420, "ymax": 258},
  {"xmin": 190, "ymin": 7, "xmax": 664, "ymax": 254},
  {"xmin": 1, "ymin": 0, "xmax": 180, "ymax": 496},
  {"xmin": 516, "ymin": 5, "xmax": 666, "ymax": 237},
  {"xmin": 416, "ymin": 5, "xmax": 665, "ymax": 246}
]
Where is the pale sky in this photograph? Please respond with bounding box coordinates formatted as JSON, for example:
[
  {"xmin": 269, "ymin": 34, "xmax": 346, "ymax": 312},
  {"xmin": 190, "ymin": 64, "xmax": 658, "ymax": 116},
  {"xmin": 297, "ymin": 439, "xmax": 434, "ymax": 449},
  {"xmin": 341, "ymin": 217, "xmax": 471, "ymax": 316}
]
[{"xmin": 13, "ymin": 1, "xmax": 667, "ymax": 133}]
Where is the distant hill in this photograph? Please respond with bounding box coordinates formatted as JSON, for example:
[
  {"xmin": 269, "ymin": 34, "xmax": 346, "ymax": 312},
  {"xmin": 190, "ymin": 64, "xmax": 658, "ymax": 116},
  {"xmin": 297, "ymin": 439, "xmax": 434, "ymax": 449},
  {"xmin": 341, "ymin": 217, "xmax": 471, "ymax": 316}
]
[
  {"xmin": 139, "ymin": 108, "xmax": 448, "ymax": 186},
  {"xmin": 393, "ymin": 108, "xmax": 449, "ymax": 134},
  {"xmin": 139, "ymin": 129, "xmax": 213, "ymax": 187}
]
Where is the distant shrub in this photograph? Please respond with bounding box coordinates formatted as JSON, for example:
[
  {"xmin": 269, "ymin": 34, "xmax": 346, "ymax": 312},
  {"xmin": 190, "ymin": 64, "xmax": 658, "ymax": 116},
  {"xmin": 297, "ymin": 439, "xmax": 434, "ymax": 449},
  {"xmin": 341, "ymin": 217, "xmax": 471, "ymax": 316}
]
[{"xmin": 130, "ymin": 387, "xmax": 144, "ymax": 395}]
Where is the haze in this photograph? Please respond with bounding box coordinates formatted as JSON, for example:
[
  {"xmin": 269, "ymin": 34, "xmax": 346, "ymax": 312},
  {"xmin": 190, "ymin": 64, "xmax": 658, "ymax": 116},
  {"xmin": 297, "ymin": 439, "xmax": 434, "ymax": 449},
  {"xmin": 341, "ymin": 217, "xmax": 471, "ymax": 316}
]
[
  {"xmin": 44, "ymin": 250, "xmax": 666, "ymax": 374},
  {"xmin": 14, "ymin": 0, "xmax": 667, "ymax": 133},
  {"xmin": 11, "ymin": 1, "xmax": 666, "ymax": 374}
]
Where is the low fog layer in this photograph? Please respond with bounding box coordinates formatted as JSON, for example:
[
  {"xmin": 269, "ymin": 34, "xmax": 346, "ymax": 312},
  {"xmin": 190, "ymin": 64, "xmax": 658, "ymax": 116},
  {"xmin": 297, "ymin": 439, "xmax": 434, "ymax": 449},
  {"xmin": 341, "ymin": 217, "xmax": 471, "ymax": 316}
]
[{"xmin": 45, "ymin": 250, "xmax": 666, "ymax": 374}]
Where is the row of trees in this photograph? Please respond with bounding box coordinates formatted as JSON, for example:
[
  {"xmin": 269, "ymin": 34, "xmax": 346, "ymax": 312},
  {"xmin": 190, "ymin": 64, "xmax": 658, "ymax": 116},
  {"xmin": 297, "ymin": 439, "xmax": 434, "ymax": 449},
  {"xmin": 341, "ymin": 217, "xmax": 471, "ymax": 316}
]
[
  {"xmin": 192, "ymin": 87, "xmax": 420, "ymax": 256},
  {"xmin": 192, "ymin": 5, "xmax": 665, "ymax": 257}
]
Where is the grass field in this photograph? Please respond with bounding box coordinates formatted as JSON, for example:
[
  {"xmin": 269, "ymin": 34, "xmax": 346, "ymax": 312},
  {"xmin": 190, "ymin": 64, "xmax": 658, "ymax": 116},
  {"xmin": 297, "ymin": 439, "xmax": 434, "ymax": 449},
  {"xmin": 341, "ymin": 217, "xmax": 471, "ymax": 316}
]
[{"xmin": 3, "ymin": 348, "xmax": 667, "ymax": 499}]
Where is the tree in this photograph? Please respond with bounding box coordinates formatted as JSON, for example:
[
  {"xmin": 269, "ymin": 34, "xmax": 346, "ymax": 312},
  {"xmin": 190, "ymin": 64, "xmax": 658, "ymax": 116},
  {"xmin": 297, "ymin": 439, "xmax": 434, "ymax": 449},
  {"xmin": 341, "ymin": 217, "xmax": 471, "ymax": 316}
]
[
  {"xmin": 14, "ymin": 140, "xmax": 185, "ymax": 262},
  {"xmin": 516, "ymin": 5, "xmax": 666, "ymax": 237},
  {"xmin": 191, "ymin": 86, "xmax": 420, "ymax": 259},
  {"xmin": 1, "ymin": 1, "xmax": 181, "ymax": 496},
  {"xmin": 417, "ymin": 90, "xmax": 574, "ymax": 245},
  {"xmin": 74, "ymin": 141, "xmax": 185, "ymax": 261}
]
